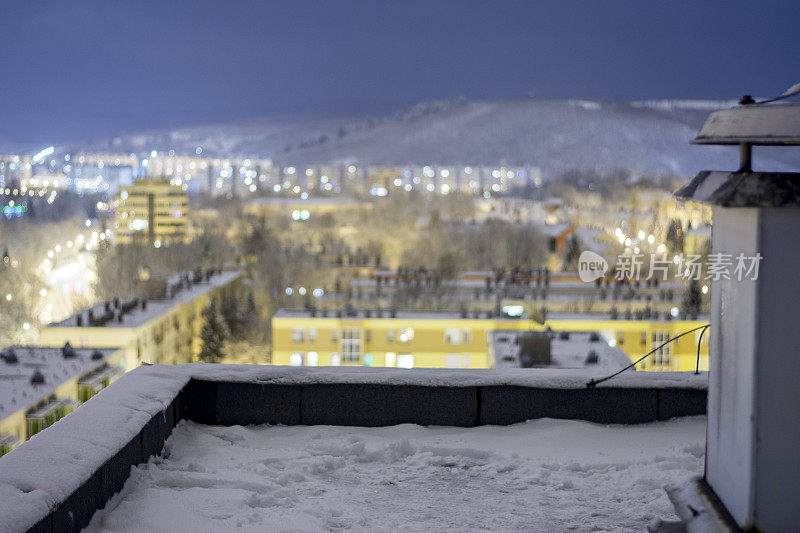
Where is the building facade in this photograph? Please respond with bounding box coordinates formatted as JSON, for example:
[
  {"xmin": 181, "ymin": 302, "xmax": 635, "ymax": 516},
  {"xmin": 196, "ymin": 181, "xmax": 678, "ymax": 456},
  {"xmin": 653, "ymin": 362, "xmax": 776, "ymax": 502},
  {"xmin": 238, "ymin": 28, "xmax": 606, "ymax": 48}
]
[
  {"xmin": 272, "ymin": 309, "xmax": 709, "ymax": 371},
  {"xmin": 37, "ymin": 270, "xmax": 243, "ymax": 367},
  {"xmin": 115, "ymin": 178, "xmax": 189, "ymax": 246},
  {"xmin": 0, "ymin": 346, "xmax": 126, "ymax": 456}
]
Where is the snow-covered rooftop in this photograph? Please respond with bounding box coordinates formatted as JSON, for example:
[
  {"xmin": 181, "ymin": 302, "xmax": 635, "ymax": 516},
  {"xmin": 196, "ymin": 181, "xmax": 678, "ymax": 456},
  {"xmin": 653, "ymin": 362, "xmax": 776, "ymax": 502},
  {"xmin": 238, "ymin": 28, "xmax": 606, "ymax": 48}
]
[
  {"xmin": 693, "ymin": 103, "xmax": 800, "ymax": 145},
  {"xmin": 491, "ymin": 330, "xmax": 632, "ymax": 372},
  {"xmin": 84, "ymin": 416, "xmax": 706, "ymax": 532},
  {"xmin": 51, "ymin": 270, "xmax": 241, "ymax": 329},
  {"xmin": 548, "ymin": 312, "xmax": 710, "ymax": 322},
  {"xmin": 274, "ymin": 309, "xmax": 530, "ymax": 321},
  {"xmin": 0, "ymin": 346, "xmax": 119, "ymax": 420},
  {"xmin": 0, "ymin": 363, "xmax": 707, "ymax": 532}
]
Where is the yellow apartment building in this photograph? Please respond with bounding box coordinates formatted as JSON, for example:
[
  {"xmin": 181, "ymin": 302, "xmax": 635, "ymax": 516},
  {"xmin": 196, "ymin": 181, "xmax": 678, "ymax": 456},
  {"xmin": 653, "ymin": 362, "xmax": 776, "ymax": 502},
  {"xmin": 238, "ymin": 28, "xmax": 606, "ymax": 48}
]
[
  {"xmin": 271, "ymin": 309, "xmax": 709, "ymax": 371},
  {"xmin": 37, "ymin": 270, "xmax": 242, "ymax": 368},
  {"xmin": 115, "ymin": 178, "xmax": 189, "ymax": 246},
  {"xmin": 272, "ymin": 310, "xmax": 540, "ymax": 369},
  {"xmin": 0, "ymin": 345, "xmax": 126, "ymax": 456}
]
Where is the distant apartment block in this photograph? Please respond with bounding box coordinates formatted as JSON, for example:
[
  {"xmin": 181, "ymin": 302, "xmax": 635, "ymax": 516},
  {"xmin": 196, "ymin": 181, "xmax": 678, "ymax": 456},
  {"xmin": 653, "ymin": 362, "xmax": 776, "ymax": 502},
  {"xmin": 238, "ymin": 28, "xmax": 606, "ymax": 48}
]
[
  {"xmin": 272, "ymin": 308, "xmax": 708, "ymax": 371},
  {"xmin": 115, "ymin": 178, "xmax": 189, "ymax": 246},
  {"xmin": 316, "ymin": 268, "xmax": 695, "ymax": 320},
  {"xmin": 0, "ymin": 345, "xmax": 125, "ymax": 456},
  {"xmin": 37, "ymin": 269, "xmax": 243, "ymax": 367},
  {"xmin": 272, "ymin": 309, "xmax": 539, "ymax": 369}
]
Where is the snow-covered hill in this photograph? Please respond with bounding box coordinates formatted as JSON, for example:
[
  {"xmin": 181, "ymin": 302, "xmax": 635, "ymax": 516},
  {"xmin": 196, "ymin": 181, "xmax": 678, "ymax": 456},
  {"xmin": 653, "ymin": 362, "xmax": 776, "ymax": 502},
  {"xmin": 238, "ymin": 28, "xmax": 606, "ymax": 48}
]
[{"xmin": 74, "ymin": 97, "xmax": 800, "ymax": 178}]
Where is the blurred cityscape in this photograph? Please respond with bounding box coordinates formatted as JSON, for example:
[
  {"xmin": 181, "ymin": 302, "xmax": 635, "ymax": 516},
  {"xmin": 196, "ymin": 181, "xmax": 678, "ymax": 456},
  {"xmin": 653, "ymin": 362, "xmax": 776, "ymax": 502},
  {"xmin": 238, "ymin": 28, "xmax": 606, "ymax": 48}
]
[
  {"xmin": 0, "ymin": 137, "xmax": 720, "ymax": 452},
  {"xmin": 2, "ymin": 1, "xmax": 799, "ymax": 530}
]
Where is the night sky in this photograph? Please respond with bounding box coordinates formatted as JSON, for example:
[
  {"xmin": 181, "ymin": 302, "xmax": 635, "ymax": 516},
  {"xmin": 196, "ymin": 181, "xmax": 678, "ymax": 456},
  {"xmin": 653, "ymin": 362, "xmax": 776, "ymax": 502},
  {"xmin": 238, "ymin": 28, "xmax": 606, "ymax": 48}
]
[{"xmin": 1, "ymin": 0, "xmax": 798, "ymax": 146}]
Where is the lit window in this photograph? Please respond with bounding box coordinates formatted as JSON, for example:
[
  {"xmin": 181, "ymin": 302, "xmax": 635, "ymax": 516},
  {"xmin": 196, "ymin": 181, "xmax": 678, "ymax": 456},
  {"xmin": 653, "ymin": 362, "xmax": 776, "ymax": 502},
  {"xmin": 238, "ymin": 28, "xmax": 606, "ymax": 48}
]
[
  {"xmin": 331, "ymin": 352, "xmax": 341, "ymax": 366},
  {"xmin": 397, "ymin": 354, "xmax": 414, "ymax": 369},
  {"xmin": 445, "ymin": 354, "xmax": 461, "ymax": 368},
  {"xmin": 444, "ymin": 328, "xmax": 461, "ymax": 344},
  {"xmin": 289, "ymin": 352, "xmax": 303, "ymax": 366},
  {"xmin": 306, "ymin": 351, "xmax": 318, "ymax": 366},
  {"xmin": 385, "ymin": 352, "xmax": 397, "ymax": 367},
  {"xmin": 651, "ymin": 331, "xmax": 672, "ymax": 367},
  {"xmin": 291, "ymin": 328, "xmax": 305, "ymax": 342},
  {"xmin": 341, "ymin": 328, "xmax": 362, "ymax": 363},
  {"xmin": 445, "ymin": 354, "xmax": 471, "ymax": 368},
  {"xmin": 398, "ymin": 328, "xmax": 414, "ymax": 343}
]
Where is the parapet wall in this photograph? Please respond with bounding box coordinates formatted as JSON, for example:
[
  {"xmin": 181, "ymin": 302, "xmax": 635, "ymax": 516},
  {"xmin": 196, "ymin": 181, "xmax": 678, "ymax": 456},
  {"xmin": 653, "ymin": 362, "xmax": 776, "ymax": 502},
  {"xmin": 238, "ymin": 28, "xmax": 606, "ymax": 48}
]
[{"xmin": 0, "ymin": 365, "xmax": 707, "ymax": 533}]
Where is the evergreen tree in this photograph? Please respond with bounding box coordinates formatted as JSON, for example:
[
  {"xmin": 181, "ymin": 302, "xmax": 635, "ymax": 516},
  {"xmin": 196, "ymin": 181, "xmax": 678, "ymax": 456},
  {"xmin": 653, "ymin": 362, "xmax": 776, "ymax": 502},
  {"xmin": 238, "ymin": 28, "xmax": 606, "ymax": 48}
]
[
  {"xmin": 666, "ymin": 219, "xmax": 684, "ymax": 254},
  {"xmin": 245, "ymin": 291, "xmax": 257, "ymax": 321},
  {"xmin": 240, "ymin": 291, "xmax": 259, "ymax": 338},
  {"xmin": 221, "ymin": 294, "xmax": 240, "ymax": 337},
  {"xmin": 199, "ymin": 299, "xmax": 229, "ymax": 363},
  {"xmin": 564, "ymin": 233, "xmax": 582, "ymax": 268},
  {"xmin": 682, "ymin": 279, "xmax": 702, "ymax": 317}
]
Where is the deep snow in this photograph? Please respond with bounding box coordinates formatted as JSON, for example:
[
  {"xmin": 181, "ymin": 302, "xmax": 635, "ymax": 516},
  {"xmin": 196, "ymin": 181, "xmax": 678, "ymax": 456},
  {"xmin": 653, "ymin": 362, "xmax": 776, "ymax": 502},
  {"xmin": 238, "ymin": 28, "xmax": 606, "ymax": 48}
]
[
  {"xmin": 85, "ymin": 416, "xmax": 706, "ymax": 532},
  {"xmin": 0, "ymin": 365, "xmax": 706, "ymax": 532}
]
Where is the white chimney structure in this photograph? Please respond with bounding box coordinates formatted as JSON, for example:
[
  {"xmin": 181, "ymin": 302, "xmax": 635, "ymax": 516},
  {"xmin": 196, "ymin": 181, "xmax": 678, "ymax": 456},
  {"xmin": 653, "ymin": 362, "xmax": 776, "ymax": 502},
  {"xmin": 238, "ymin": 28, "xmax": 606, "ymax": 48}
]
[{"xmin": 667, "ymin": 102, "xmax": 800, "ymax": 531}]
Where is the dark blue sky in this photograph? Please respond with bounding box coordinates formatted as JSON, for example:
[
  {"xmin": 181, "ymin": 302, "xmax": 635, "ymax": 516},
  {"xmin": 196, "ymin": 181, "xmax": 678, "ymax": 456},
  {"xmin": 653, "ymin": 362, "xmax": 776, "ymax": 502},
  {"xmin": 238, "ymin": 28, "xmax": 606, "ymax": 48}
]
[{"xmin": 1, "ymin": 0, "xmax": 798, "ymax": 146}]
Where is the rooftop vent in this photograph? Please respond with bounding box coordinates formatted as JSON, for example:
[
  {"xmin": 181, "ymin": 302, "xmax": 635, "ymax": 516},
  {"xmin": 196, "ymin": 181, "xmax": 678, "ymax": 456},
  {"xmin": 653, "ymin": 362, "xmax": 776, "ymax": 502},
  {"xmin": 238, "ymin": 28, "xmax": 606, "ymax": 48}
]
[
  {"xmin": 1, "ymin": 348, "xmax": 18, "ymax": 364},
  {"xmin": 585, "ymin": 350, "xmax": 599, "ymax": 365},
  {"xmin": 589, "ymin": 332, "xmax": 601, "ymax": 342},
  {"xmin": 62, "ymin": 342, "xmax": 77, "ymax": 359},
  {"xmin": 518, "ymin": 332, "xmax": 552, "ymax": 367},
  {"xmin": 91, "ymin": 350, "xmax": 104, "ymax": 360},
  {"xmin": 30, "ymin": 369, "xmax": 45, "ymax": 385}
]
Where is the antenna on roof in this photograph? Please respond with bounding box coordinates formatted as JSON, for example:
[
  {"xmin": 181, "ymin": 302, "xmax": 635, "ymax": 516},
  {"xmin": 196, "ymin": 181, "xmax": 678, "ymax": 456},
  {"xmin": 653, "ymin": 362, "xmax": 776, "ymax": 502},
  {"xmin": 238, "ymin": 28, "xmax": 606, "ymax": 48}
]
[
  {"xmin": 740, "ymin": 81, "xmax": 800, "ymax": 105},
  {"xmin": 30, "ymin": 369, "xmax": 45, "ymax": 385}
]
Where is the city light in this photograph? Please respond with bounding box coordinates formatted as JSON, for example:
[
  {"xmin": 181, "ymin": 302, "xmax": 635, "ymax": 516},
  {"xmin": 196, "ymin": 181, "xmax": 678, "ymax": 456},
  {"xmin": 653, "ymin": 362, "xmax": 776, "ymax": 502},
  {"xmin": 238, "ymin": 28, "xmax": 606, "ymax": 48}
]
[{"xmin": 31, "ymin": 146, "xmax": 55, "ymax": 164}]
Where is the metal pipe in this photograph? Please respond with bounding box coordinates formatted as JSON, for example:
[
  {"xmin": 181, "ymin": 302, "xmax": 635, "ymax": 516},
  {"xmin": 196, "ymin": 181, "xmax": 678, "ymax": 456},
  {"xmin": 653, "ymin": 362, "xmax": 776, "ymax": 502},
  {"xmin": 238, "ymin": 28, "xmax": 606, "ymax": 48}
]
[{"xmin": 739, "ymin": 142, "xmax": 752, "ymax": 172}]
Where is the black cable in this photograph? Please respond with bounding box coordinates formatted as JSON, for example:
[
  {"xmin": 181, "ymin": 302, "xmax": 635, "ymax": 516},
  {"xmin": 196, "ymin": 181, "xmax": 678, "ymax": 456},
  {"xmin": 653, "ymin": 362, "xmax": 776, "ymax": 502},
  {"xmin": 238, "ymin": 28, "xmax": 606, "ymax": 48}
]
[
  {"xmin": 695, "ymin": 324, "xmax": 709, "ymax": 375},
  {"xmin": 586, "ymin": 324, "xmax": 710, "ymax": 388}
]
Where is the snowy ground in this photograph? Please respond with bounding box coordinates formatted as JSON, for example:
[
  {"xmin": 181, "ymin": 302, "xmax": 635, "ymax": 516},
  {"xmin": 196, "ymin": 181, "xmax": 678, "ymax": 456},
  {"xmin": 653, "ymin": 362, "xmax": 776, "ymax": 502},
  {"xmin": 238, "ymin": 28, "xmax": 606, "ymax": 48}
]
[{"xmin": 85, "ymin": 417, "xmax": 705, "ymax": 532}]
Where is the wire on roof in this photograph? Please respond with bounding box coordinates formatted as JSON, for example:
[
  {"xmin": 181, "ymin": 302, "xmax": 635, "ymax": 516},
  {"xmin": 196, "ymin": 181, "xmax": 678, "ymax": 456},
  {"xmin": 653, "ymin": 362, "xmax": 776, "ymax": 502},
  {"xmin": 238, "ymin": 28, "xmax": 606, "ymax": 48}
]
[{"xmin": 586, "ymin": 324, "xmax": 710, "ymax": 388}]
